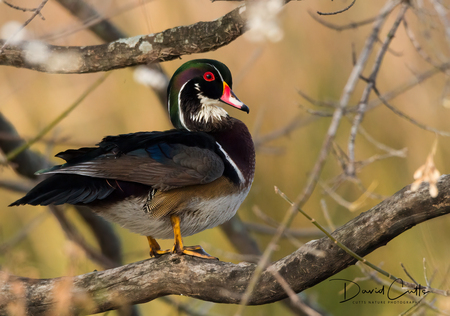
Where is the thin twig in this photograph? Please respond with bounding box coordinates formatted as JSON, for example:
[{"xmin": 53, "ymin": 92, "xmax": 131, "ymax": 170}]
[
  {"xmin": 275, "ymin": 187, "xmax": 449, "ymax": 297},
  {"xmin": 356, "ymin": 263, "xmax": 448, "ymax": 315},
  {"xmin": 347, "ymin": 3, "xmax": 409, "ymax": 176},
  {"xmin": 252, "ymin": 206, "xmax": 303, "ymax": 249},
  {"xmin": 48, "ymin": 0, "xmax": 150, "ymax": 42},
  {"xmin": 308, "ymin": 10, "xmax": 380, "ymax": 31},
  {"xmin": 401, "ymin": 262, "xmax": 419, "ymax": 286},
  {"xmin": 317, "ymin": 0, "xmax": 356, "ymax": 16},
  {"xmin": 357, "ymin": 151, "xmax": 408, "ymax": 170},
  {"xmin": 295, "ymin": 0, "xmax": 399, "ymax": 208},
  {"xmin": 6, "ymin": 73, "xmax": 110, "ymax": 162},
  {"xmin": 0, "ymin": 0, "xmax": 49, "ymax": 54},
  {"xmin": 2, "ymin": 0, "xmax": 45, "ymax": 19},
  {"xmin": 0, "ymin": 132, "xmax": 80, "ymax": 147},
  {"xmin": 297, "ymin": 89, "xmax": 338, "ymax": 108},
  {"xmin": 319, "ymin": 180, "xmax": 372, "ymax": 212},
  {"xmin": 253, "ymin": 115, "xmax": 316, "ymax": 148},
  {"xmin": 357, "ymin": 124, "xmax": 407, "ymax": 156},
  {"xmin": 399, "ymin": 293, "xmax": 430, "ymax": 316},
  {"xmin": 234, "ymin": 198, "xmax": 296, "ymax": 316},
  {"xmin": 244, "ymin": 222, "xmax": 326, "ymax": 239},
  {"xmin": 373, "ymin": 84, "xmax": 450, "ymax": 136},
  {"xmin": 403, "ymin": 18, "xmax": 437, "ymax": 67},
  {"xmin": 423, "ymin": 258, "xmax": 430, "ymax": 287},
  {"xmin": 267, "ymin": 267, "xmax": 322, "ymax": 316},
  {"xmin": 430, "ymin": 0, "xmax": 450, "ymax": 48},
  {"xmin": 48, "ymin": 205, "xmax": 118, "ymax": 269},
  {"xmin": 299, "ymin": 106, "xmax": 333, "ymax": 117},
  {"xmin": 0, "ymin": 179, "xmax": 33, "ymax": 193},
  {"xmin": 362, "ymin": 62, "xmax": 450, "ymax": 112},
  {"xmin": 0, "ymin": 211, "xmax": 50, "ymax": 255},
  {"xmin": 159, "ymin": 297, "xmax": 219, "ymax": 316},
  {"xmin": 202, "ymin": 244, "xmax": 261, "ymax": 263},
  {"xmin": 319, "ymin": 199, "xmax": 335, "ymax": 232}
]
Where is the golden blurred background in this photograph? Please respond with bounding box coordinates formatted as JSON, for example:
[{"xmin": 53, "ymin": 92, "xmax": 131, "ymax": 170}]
[{"xmin": 1, "ymin": 0, "xmax": 450, "ymax": 315}]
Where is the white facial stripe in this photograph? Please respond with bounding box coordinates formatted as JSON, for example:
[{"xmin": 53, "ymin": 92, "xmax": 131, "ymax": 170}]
[
  {"xmin": 207, "ymin": 63, "xmax": 224, "ymax": 82},
  {"xmin": 177, "ymin": 80, "xmax": 191, "ymax": 131},
  {"xmin": 216, "ymin": 143, "xmax": 245, "ymax": 185}
]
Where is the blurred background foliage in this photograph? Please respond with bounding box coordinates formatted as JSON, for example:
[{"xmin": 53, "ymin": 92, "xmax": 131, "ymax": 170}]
[{"xmin": 1, "ymin": 0, "xmax": 450, "ymax": 315}]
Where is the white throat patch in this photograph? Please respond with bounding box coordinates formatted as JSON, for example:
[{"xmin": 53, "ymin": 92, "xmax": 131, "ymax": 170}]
[{"xmin": 191, "ymin": 83, "xmax": 228, "ymax": 124}]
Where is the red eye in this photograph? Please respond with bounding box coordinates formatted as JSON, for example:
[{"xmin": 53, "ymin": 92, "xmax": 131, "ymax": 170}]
[{"xmin": 203, "ymin": 72, "xmax": 215, "ymax": 81}]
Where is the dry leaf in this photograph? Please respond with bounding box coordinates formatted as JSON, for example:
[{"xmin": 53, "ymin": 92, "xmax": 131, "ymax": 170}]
[{"xmin": 411, "ymin": 139, "xmax": 441, "ymax": 198}]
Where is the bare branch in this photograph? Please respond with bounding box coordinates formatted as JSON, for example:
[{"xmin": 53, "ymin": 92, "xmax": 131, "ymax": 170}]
[
  {"xmin": 430, "ymin": 0, "xmax": 450, "ymax": 47},
  {"xmin": 0, "ymin": 6, "xmax": 247, "ymax": 74},
  {"xmin": 54, "ymin": 0, "xmax": 168, "ymax": 108},
  {"xmin": 54, "ymin": 0, "xmax": 130, "ymax": 43},
  {"xmin": 308, "ymin": 10, "xmax": 388, "ymax": 31},
  {"xmin": 0, "ymin": 211, "xmax": 49, "ymax": 255},
  {"xmin": 363, "ymin": 61, "xmax": 450, "ymax": 112},
  {"xmin": 2, "ymin": 0, "xmax": 45, "ymax": 17},
  {"xmin": 347, "ymin": 3, "xmax": 409, "ymax": 177},
  {"xmin": 317, "ymin": 0, "xmax": 357, "ymax": 16},
  {"xmin": 243, "ymin": 222, "xmax": 325, "ymax": 239},
  {"xmin": 2, "ymin": 175, "xmax": 450, "ymax": 314},
  {"xmin": 254, "ymin": 115, "xmax": 317, "ymax": 149},
  {"xmin": 220, "ymin": 216, "xmax": 262, "ymax": 256},
  {"xmin": 0, "ymin": 0, "xmax": 49, "ymax": 54},
  {"xmin": 267, "ymin": 267, "xmax": 322, "ymax": 316},
  {"xmin": 296, "ymin": 0, "xmax": 399, "ymax": 206},
  {"xmin": 373, "ymin": 85, "xmax": 450, "ymax": 136}
]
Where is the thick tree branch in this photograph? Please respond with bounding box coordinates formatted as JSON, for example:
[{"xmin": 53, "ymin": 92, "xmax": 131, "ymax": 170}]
[
  {"xmin": 0, "ymin": 5, "xmax": 246, "ymax": 74},
  {"xmin": 2, "ymin": 175, "xmax": 450, "ymax": 315}
]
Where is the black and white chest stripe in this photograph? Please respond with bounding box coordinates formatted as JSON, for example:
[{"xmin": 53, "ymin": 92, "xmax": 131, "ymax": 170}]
[{"xmin": 216, "ymin": 143, "xmax": 245, "ymax": 186}]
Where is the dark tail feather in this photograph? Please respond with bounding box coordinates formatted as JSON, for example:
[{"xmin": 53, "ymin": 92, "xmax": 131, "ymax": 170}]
[{"xmin": 9, "ymin": 174, "xmax": 116, "ymax": 206}]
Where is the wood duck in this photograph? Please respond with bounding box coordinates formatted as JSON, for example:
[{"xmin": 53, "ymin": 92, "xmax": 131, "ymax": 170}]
[{"xmin": 10, "ymin": 59, "xmax": 255, "ymax": 260}]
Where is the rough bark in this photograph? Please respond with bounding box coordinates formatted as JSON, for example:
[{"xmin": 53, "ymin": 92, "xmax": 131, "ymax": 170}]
[
  {"xmin": 0, "ymin": 5, "xmax": 246, "ymax": 74},
  {"xmin": 1, "ymin": 175, "xmax": 450, "ymax": 315}
]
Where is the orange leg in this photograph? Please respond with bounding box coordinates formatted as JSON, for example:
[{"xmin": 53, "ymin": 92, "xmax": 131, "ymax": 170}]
[
  {"xmin": 146, "ymin": 216, "xmax": 218, "ymax": 259},
  {"xmin": 170, "ymin": 215, "xmax": 218, "ymax": 259}
]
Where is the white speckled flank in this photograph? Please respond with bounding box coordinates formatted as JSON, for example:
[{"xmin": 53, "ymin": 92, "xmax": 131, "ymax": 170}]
[{"xmin": 92, "ymin": 188, "xmax": 249, "ymax": 239}]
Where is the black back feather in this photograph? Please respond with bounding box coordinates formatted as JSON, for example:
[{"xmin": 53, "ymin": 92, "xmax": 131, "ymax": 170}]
[{"xmin": 9, "ymin": 174, "xmax": 150, "ymax": 206}]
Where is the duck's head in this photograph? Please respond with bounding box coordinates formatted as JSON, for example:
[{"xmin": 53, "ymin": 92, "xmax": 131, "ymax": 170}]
[{"xmin": 167, "ymin": 59, "xmax": 249, "ymax": 132}]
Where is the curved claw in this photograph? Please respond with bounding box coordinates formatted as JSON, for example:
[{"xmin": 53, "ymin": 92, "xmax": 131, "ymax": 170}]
[
  {"xmin": 149, "ymin": 248, "xmax": 171, "ymax": 258},
  {"xmin": 175, "ymin": 245, "xmax": 218, "ymax": 260}
]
